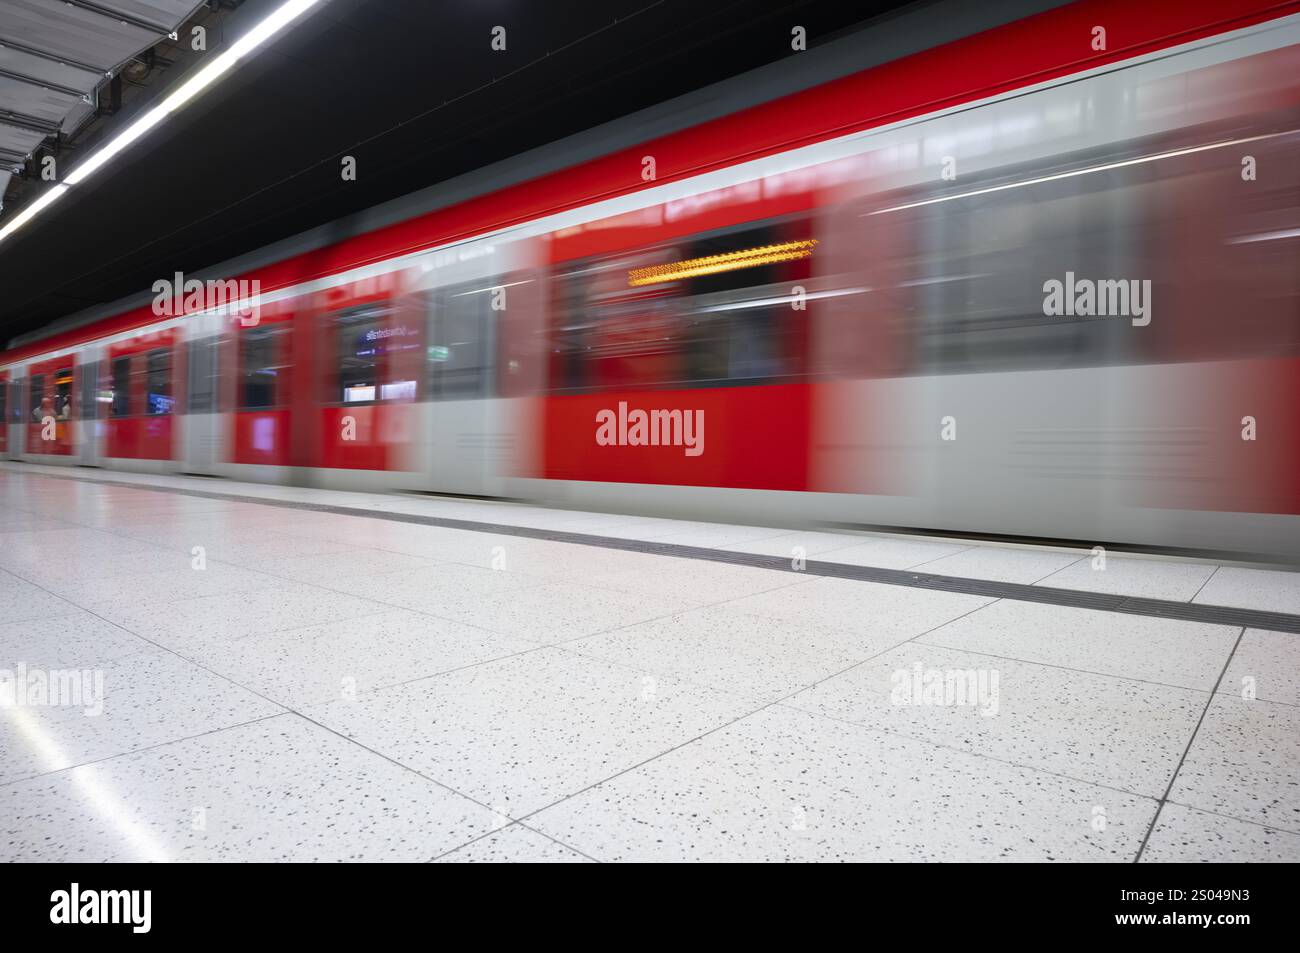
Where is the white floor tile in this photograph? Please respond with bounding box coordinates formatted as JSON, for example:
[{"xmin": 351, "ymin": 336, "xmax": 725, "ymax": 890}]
[
  {"xmin": 577, "ymin": 558, "xmax": 801, "ymax": 609},
  {"xmin": 919, "ymin": 600, "xmax": 1239, "ymax": 691},
  {"xmin": 1169, "ymin": 694, "xmax": 1300, "ymax": 833},
  {"xmin": 528, "ymin": 705, "xmax": 1156, "ymax": 862},
  {"xmin": 910, "ymin": 546, "xmax": 1084, "ymax": 584},
  {"xmin": 0, "ymin": 610, "xmax": 153, "ymax": 669},
  {"xmin": 1139, "ymin": 802, "xmax": 1300, "ymax": 863},
  {"xmin": 717, "ymin": 531, "xmax": 875, "ymax": 559},
  {"xmin": 816, "ymin": 537, "xmax": 971, "ymax": 570},
  {"xmin": 1218, "ymin": 629, "xmax": 1300, "ymax": 706},
  {"xmin": 723, "ymin": 576, "xmax": 993, "ymax": 638},
  {"xmin": 422, "ymin": 581, "xmax": 685, "ymax": 644},
  {"xmin": 182, "ymin": 609, "xmax": 537, "ymax": 708},
  {"xmin": 93, "ymin": 582, "xmax": 392, "ymax": 650},
  {"xmin": 265, "ymin": 548, "xmax": 444, "ymax": 584},
  {"xmin": 1033, "ymin": 555, "xmax": 1217, "ymax": 601},
  {"xmin": 1194, "ymin": 566, "xmax": 1300, "ymax": 614},
  {"xmin": 305, "ymin": 648, "xmax": 758, "ymax": 817},
  {"xmin": 0, "ymin": 714, "xmax": 505, "ymax": 861},
  {"xmin": 322, "ymin": 562, "xmax": 548, "ymax": 613},
  {"xmin": 37, "ymin": 562, "xmax": 283, "ymax": 610},
  {"xmin": 784, "ymin": 643, "xmax": 1206, "ymax": 796},
  {"xmin": 0, "ymin": 648, "xmax": 282, "ymax": 785},
  {"xmin": 434, "ymin": 824, "xmax": 592, "ymax": 863},
  {"xmin": 567, "ymin": 604, "xmax": 908, "ymax": 702}
]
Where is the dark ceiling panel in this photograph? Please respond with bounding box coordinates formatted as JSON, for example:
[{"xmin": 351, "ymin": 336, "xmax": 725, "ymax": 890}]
[{"xmin": 1, "ymin": 0, "xmax": 1062, "ymax": 345}]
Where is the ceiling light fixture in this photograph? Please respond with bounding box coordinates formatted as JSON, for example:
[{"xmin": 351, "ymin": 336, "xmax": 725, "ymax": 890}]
[{"xmin": 0, "ymin": 0, "xmax": 323, "ymax": 247}]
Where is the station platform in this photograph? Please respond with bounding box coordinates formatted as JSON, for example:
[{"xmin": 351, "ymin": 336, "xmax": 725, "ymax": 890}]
[{"xmin": 1, "ymin": 461, "xmax": 1298, "ymax": 862}]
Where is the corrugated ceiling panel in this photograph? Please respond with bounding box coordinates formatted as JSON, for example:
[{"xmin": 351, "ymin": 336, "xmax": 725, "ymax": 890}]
[
  {"xmin": 0, "ymin": 121, "xmax": 47, "ymax": 162},
  {"xmin": 0, "ymin": 76, "xmax": 78, "ymax": 126},
  {"xmin": 96, "ymin": 1, "xmax": 207, "ymax": 32},
  {"xmin": 0, "ymin": 0, "xmax": 158, "ymax": 72},
  {"xmin": 0, "ymin": 0, "xmax": 203, "ymax": 210},
  {"xmin": 0, "ymin": 45, "xmax": 101, "ymax": 95}
]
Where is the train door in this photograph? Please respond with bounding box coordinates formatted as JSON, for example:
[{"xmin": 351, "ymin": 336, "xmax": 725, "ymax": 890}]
[
  {"xmin": 4, "ymin": 377, "xmax": 19, "ymax": 460},
  {"xmin": 227, "ymin": 301, "xmax": 295, "ymax": 478},
  {"xmin": 406, "ymin": 240, "xmax": 543, "ymax": 498},
  {"xmin": 75, "ymin": 354, "xmax": 100, "ymax": 467},
  {"xmin": 103, "ymin": 331, "xmax": 179, "ymax": 467},
  {"xmin": 24, "ymin": 357, "xmax": 76, "ymax": 458},
  {"xmin": 182, "ymin": 332, "xmax": 222, "ymax": 475},
  {"xmin": 312, "ymin": 275, "xmax": 420, "ymax": 479},
  {"xmin": 423, "ymin": 278, "xmax": 509, "ymax": 495},
  {"xmin": 0, "ymin": 371, "xmax": 7, "ymax": 458}
]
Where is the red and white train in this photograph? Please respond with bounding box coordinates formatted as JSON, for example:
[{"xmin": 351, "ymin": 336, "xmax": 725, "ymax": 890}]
[{"xmin": 3, "ymin": 0, "xmax": 1299, "ymax": 557}]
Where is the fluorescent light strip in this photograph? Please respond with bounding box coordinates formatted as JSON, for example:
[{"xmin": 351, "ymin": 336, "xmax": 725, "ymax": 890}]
[
  {"xmin": 866, "ymin": 132, "xmax": 1288, "ymax": 215},
  {"xmin": 0, "ymin": 185, "xmax": 69, "ymax": 244},
  {"xmin": 698, "ymin": 286, "xmax": 868, "ymax": 313},
  {"xmin": 628, "ymin": 239, "xmax": 819, "ymax": 287},
  {"xmin": 1228, "ymin": 227, "xmax": 1300, "ymax": 244},
  {"xmin": 0, "ymin": 0, "xmax": 322, "ymax": 244}
]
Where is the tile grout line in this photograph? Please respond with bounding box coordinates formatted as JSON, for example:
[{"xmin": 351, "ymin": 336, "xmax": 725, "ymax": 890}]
[
  {"xmin": 1189, "ymin": 564, "xmax": 1222, "ymax": 605},
  {"xmin": 1132, "ymin": 625, "xmax": 1247, "ymax": 864},
  {"xmin": 0, "ymin": 712, "xmax": 287, "ymax": 790},
  {"xmin": 906, "ymin": 637, "xmax": 1225, "ymax": 694},
  {"xmin": 1160, "ymin": 797, "xmax": 1300, "ymax": 839},
  {"xmin": 1030, "ymin": 554, "xmax": 1089, "ymax": 585}
]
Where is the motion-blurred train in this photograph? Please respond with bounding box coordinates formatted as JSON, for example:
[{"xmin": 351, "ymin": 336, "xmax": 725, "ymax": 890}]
[{"xmin": 3, "ymin": 0, "xmax": 1299, "ymax": 558}]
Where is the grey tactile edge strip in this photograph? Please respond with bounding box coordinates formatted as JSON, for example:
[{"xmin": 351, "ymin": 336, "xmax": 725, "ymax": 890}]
[{"xmin": 15, "ymin": 466, "xmax": 1300, "ymax": 635}]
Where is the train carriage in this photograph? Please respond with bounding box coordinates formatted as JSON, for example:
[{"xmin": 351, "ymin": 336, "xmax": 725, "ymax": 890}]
[{"xmin": 3, "ymin": 0, "xmax": 1299, "ymax": 558}]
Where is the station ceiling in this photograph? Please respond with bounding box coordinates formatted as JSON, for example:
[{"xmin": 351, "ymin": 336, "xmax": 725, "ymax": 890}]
[{"xmin": 0, "ymin": 0, "xmax": 918, "ymax": 344}]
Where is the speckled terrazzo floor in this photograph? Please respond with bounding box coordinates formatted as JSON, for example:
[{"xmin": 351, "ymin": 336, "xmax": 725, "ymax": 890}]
[{"xmin": 1, "ymin": 465, "xmax": 1298, "ymax": 862}]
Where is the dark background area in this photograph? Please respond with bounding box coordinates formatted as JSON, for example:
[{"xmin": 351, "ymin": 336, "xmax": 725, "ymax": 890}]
[{"xmin": 0, "ymin": 0, "xmax": 916, "ymax": 343}]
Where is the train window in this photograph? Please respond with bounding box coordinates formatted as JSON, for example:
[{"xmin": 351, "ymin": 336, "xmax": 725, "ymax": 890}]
[
  {"xmin": 110, "ymin": 356, "xmax": 132, "ymax": 417},
  {"xmin": 883, "ymin": 169, "xmax": 1136, "ymax": 374},
  {"xmin": 240, "ymin": 326, "xmax": 285, "ymax": 410},
  {"xmin": 0, "ymin": 383, "xmax": 6, "ymax": 427},
  {"xmin": 8, "ymin": 380, "xmax": 20, "ymax": 423},
  {"xmin": 547, "ymin": 219, "xmax": 813, "ymax": 393},
  {"xmin": 427, "ymin": 284, "xmax": 490, "ymax": 399},
  {"xmin": 28, "ymin": 374, "xmax": 45, "ymax": 422},
  {"xmin": 1136, "ymin": 126, "xmax": 1300, "ymax": 364},
  {"xmin": 331, "ymin": 304, "xmax": 420, "ymax": 404},
  {"xmin": 145, "ymin": 349, "xmax": 173, "ymax": 415},
  {"xmin": 54, "ymin": 368, "xmax": 73, "ymax": 420}
]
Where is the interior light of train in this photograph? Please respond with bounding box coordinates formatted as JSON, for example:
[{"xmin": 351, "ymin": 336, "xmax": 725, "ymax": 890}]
[
  {"xmin": 627, "ymin": 240, "xmax": 818, "ymax": 287},
  {"xmin": 450, "ymin": 279, "xmax": 533, "ymax": 297},
  {"xmin": 0, "ymin": 0, "xmax": 323, "ymax": 248},
  {"xmin": 699, "ymin": 286, "xmax": 869, "ymax": 313},
  {"xmin": 867, "ymin": 132, "xmax": 1283, "ymax": 216}
]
